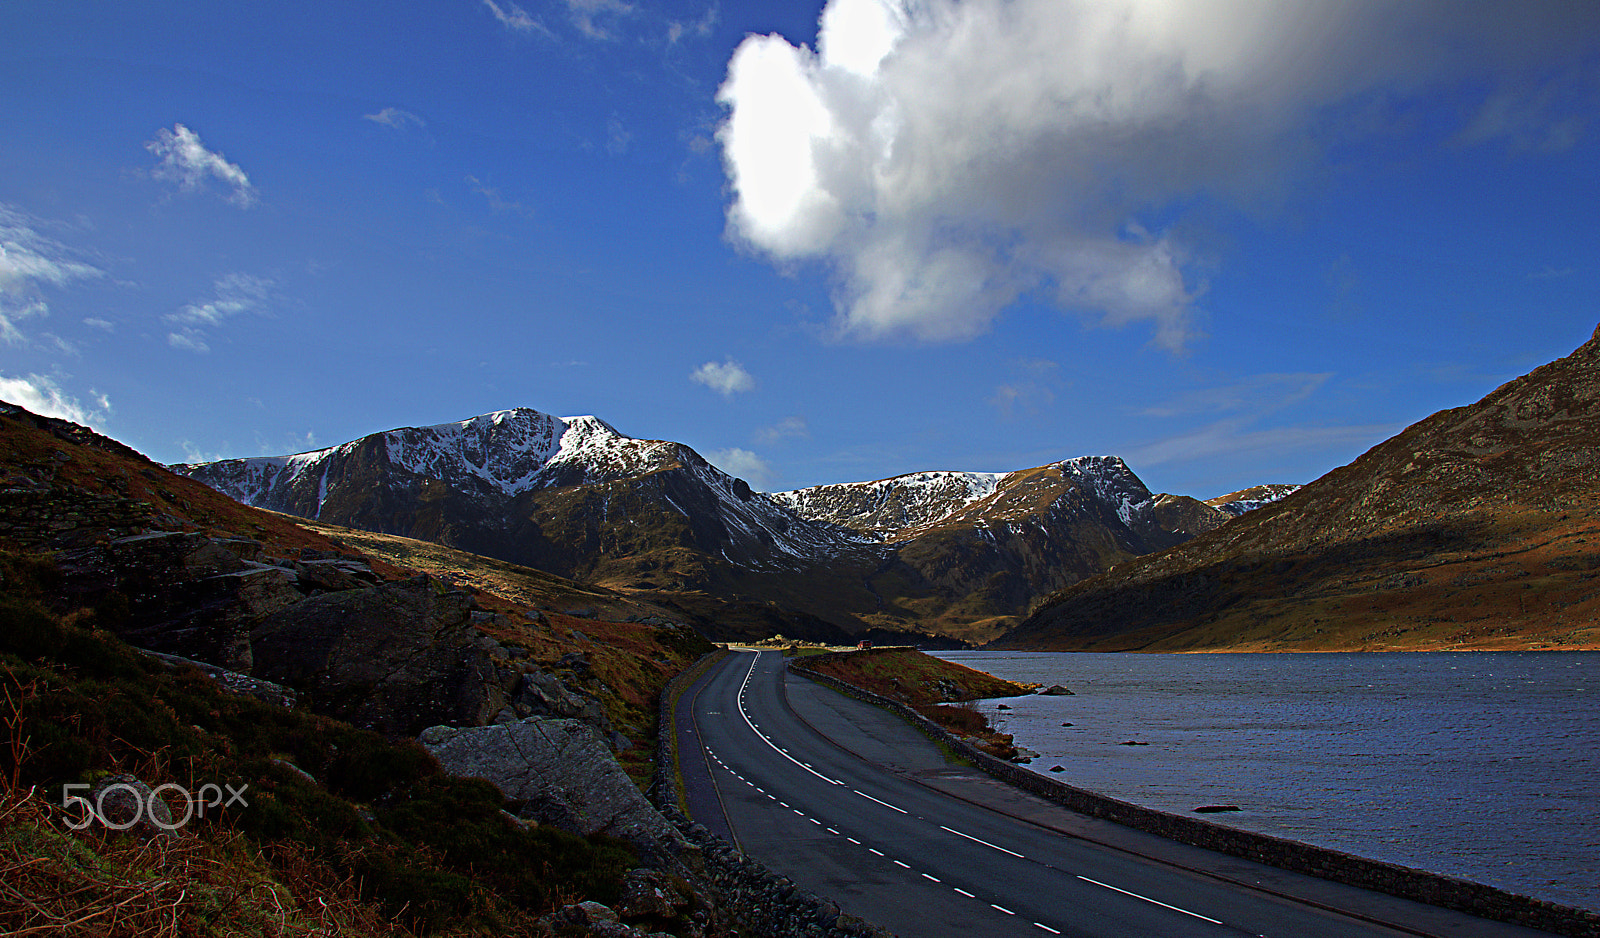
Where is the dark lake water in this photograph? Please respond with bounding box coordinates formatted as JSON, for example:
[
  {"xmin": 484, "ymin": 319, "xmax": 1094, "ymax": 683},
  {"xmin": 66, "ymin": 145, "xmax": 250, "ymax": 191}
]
[{"xmin": 934, "ymin": 650, "xmax": 1599, "ymax": 912}]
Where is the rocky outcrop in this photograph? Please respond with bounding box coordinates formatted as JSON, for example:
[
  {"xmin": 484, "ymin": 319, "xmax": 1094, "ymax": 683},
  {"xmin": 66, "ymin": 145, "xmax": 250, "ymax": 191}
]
[
  {"xmin": 420, "ymin": 718, "xmax": 694, "ymax": 870},
  {"xmin": 42, "ymin": 525, "xmax": 617, "ymax": 742},
  {"xmin": 140, "ymin": 649, "xmax": 297, "ymax": 707},
  {"xmin": 250, "ymin": 576, "xmax": 503, "ymax": 735}
]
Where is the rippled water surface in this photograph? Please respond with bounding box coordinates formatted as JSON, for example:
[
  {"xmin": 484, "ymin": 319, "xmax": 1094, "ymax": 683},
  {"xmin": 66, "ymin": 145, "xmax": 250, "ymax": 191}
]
[{"xmin": 934, "ymin": 650, "xmax": 1599, "ymax": 911}]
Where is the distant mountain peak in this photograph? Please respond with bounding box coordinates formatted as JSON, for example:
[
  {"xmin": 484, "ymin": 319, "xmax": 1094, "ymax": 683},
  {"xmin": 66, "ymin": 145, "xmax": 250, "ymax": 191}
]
[{"xmin": 176, "ymin": 405, "xmax": 1250, "ymax": 644}]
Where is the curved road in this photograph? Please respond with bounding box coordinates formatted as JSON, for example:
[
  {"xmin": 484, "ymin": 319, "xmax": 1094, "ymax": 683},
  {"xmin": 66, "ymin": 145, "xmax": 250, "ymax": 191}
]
[{"xmin": 674, "ymin": 651, "xmax": 1558, "ymax": 938}]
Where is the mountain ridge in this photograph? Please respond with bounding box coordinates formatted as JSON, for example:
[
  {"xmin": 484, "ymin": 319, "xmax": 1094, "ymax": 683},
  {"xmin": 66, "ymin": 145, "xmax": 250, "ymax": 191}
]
[
  {"xmin": 994, "ymin": 323, "xmax": 1600, "ymax": 652},
  {"xmin": 175, "ymin": 409, "xmax": 1247, "ymax": 644}
]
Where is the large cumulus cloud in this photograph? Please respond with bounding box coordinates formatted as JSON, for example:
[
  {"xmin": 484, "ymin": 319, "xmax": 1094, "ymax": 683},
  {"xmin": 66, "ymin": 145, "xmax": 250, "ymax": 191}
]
[{"xmin": 716, "ymin": 0, "xmax": 1596, "ymax": 348}]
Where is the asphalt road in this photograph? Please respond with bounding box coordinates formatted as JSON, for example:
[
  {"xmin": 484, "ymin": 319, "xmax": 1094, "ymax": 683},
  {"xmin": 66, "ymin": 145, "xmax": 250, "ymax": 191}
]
[{"xmin": 674, "ymin": 650, "xmax": 1561, "ymax": 938}]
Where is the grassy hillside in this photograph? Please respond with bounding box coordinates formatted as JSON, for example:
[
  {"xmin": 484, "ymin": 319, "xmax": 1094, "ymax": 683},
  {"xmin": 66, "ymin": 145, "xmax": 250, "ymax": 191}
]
[
  {"xmin": 998, "ymin": 325, "xmax": 1600, "ymax": 653},
  {"xmin": 0, "ymin": 567, "xmax": 637, "ymax": 936}
]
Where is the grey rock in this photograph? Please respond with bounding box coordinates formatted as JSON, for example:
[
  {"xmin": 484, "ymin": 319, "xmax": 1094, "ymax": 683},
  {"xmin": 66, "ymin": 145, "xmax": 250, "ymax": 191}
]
[
  {"xmin": 250, "ymin": 576, "xmax": 505, "ymax": 734},
  {"xmin": 420, "ymin": 717, "xmax": 693, "ymax": 869},
  {"xmin": 514, "ymin": 667, "xmax": 609, "ymax": 736},
  {"xmin": 292, "ymin": 558, "xmax": 373, "ymax": 592},
  {"xmin": 88, "ymin": 775, "xmax": 176, "ymax": 840},
  {"xmin": 614, "ymin": 868, "xmax": 690, "ymax": 920},
  {"xmin": 139, "ymin": 649, "xmax": 297, "ymax": 707}
]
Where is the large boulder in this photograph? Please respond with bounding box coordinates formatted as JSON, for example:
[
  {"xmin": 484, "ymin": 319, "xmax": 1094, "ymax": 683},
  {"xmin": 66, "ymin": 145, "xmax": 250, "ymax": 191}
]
[
  {"xmin": 250, "ymin": 576, "xmax": 506, "ymax": 734},
  {"xmin": 420, "ymin": 718, "xmax": 694, "ymax": 870},
  {"xmin": 57, "ymin": 532, "xmax": 304, "ymax": 671}
]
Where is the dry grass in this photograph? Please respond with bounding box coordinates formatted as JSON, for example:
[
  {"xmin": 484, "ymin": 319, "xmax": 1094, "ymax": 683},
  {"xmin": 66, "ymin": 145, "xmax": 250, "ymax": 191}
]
[{"xmin": 0, "ymin": 675, "xmax": 411, "ymax": 938}]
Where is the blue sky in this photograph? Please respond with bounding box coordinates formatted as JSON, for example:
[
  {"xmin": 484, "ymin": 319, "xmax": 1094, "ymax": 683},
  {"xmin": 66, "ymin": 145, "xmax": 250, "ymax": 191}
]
[{"xmin": 2, "ymin": 1, "xmax": 1597, "ymax": 499}]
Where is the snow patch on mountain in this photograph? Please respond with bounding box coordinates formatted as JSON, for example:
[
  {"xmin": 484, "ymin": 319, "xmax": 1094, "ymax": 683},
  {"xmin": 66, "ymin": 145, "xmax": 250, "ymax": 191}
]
[
  {"xmin": 1054, "ymin": 455, "xmax": 1153, "ymax": 526},
  {"xmin": 774, "ymin": 470, "xmax": 1005, "ymax": 537},
  {"xmin": 1207, "ymin": 483, "xmax": 1302, "ymax": 517}
]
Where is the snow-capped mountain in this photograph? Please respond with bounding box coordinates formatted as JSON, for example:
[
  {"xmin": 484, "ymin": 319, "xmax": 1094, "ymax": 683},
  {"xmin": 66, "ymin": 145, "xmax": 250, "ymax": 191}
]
[
  {"xmin": 176, "ymin": 408, "xmax": 858, "ymax": 572},
  {"xmin": 183, "ymin": 409, "xmax": 674, "ymax": 510},
  {"xmin": 176, "ymin": 407, "xmax": 1254, "ymax": 644},
  {"xmin": 1205, "ymin": 483, "xmax": 1302, "ymax": 517}
]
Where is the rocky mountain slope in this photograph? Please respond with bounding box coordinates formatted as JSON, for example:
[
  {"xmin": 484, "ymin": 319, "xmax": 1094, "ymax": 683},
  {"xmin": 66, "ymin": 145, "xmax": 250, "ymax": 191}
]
[
  {"xmin": 995, "ymin": 324, "xmax": 1600, "ymax": 652},
  {"xmin": 0, "ymin": 400, "xmax": 891, "ymax": 936},
  {"xmin": 1205, "ymin": 483, "xmax": 1301, "ymax": 517},
  {"xmin": 177, "ymin": 413, "xmax": 1241, "ymax": 644}
]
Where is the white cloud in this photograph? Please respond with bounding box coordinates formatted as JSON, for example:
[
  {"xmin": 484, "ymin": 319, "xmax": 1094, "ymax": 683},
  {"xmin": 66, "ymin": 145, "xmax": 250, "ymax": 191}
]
[
  {"xmin": 1137, "ymin": 373, "xmax": 1332, "ymax": 419},
  {"xmin": 716, "ymin": 0, "xmax": 1596, "ymax": 349},
  {"xmin": 757, "ymin": 415, "xmax": 809, "ymax": 444},
  {"xmin": 0, "ymin": 204, "xmax": 104, "ymax": 345},
  {"xmin": 1123, "ymin": 371, "xmax": 1376, "ymax": 469},
  {"xmin": 482, "ymin": 0, "xmax": 543, "ymax": 33},
  {"xmin": 83, "ymin": 317, "xmax": 115, "ymax": 332},
  {"xmin": 0, "ymin": 373, "xmax": 110, "ymax": 429},
  {"xmin": 168, "ymin": 331, "xmax": 210, "ymax": 353},
  {"xmin": 990, "ymin": 357, "xmax": 1059, "ymax": 417},
  {"xmin": 363, "ymin": 107, "xmax": 425, "ymax": 129},
  {"xmin": 667, "ymin": 3, "xmax": 717, "ymax": 44},
  {"xmin": 1125, "ymin": 421, "xmax": 1395, "ymax": 470},
  {"xmin": 146, "ymin": 124, "xmax": 258, "ymax": 208},
  {"xmin": 565, "ymin": 0, "xmax": 634, "ymax": 39},
  {"xmin": 690, "ymin": 358, "xmax": 756, "ymax": 396},
  {"xmin": 707, "ymin": 447, "xmax": 774, "ymax": 490},
  {"xmin": 165, "ymin": 273, "xmax": 273, "ymax": 353},
  {"xmin": 606, "ymin": 117, "xmax": 631, "ymax": 156},
  {"xmin": 466, "ymin": 176, "xmax": 534, "ymax": 216}
]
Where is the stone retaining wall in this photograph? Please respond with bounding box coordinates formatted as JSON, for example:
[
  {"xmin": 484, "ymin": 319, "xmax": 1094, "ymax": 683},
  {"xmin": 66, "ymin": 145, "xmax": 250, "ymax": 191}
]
[
  {"xmin": 0, "ymin": 484, "xmax": 153, "ymax": 549},
  {"xmin": 653, "ymin": 651, "xmax": 893, "ymax": 938},
  {"xmin": 790, "ymin": 651, "xmax": 1600, "ymax": 938}
]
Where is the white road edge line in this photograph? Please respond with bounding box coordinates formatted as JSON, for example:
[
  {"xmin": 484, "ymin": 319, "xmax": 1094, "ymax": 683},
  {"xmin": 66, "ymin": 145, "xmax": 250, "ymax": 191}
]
[
  {"xmin": 853, "ymin": 790, "xmax": 909, "ymax": 814},
  {"xmin": 940, "ymin": 825, "xmax": 1025, "ymax": 859},
  {"xmin": 1076, "ymin": 876, "xmax": 1224, "ymax": 925},
  {"xmin": 735, "ymin": 654, "xmax": 843, "ymax": 786}
]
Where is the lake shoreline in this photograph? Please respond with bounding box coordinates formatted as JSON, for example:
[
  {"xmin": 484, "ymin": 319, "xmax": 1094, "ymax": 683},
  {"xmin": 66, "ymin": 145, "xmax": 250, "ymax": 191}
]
[{"xmin": 935, "ymin": 649, "xmax": 1600, "ymax": 914}]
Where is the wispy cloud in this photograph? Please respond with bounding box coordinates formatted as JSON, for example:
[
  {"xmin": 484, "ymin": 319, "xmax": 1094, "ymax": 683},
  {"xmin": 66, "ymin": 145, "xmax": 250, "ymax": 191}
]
[
  {"xmin": 757, "ymin": 415, "xmax": 809, "ymax": 444},
  {"xmin": 990, "ymin": 357, "xmax": 1060, "ymax": 418},
  {"xmin": 0, "ymin": 204, "xmax": 104, "ymax": 345},
  {"xmin": 481, "ymin": 0, "xmax": 544, "ymax": 34},
  {"xmin": 707, "ymin": 446, "xmax": 774, "ymax": 490},
  {"xmin": 466, "ymin": 175, "xmax": 534, "ymax": 216},
  {"xmin": 146, "ymin": 124, "xmax": 257, "ymax": 208},
  {"xmin": 1124, "ymin": 420, "xmax": 1394, "ymax": 470},
  {"xmin": 606, "ymin": 117, "xmax": 631, "ymax": 156},
  {"xmin": 564, "ymin": 0, "xmax": 634, "ymax": 39},
  {"xmin": 668, "ymin": 2, "xmax": 717, "ymax": 44},
  {"xmin": 1529, "ymin": 265, "xmax": 1575, "ymax": 281},
  {"xmin": 690, "ymin": 358, "xmax": 755, "ymax": 396},
  {"xmin": 363, "ymin": 107, "xmax": 425, "ymax": 130},
  {"xmin": 0, "ymin": 372, "xmax": 110, "ymax": 429},
  {"xmin": 1137, "ymin": 373, "xmax": 1331, "ymax": 419},
  {"xmin": 165, "ymin": 272, "xmax": 274, "ymax": 353},
  {"xmin": 1122, "ymin": 371, "xmax": 1386, "ymax": 473}
]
